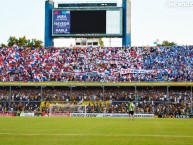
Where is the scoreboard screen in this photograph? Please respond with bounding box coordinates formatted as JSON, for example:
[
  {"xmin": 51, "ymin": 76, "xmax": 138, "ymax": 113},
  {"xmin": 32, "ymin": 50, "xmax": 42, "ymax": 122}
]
[
  {"xmin": 71, "ymin": 11, "xmax": 106, "ymax": 34},
  {"xmin": 52, "ymin": 8, "xmax": 122, "ymax": 37}
]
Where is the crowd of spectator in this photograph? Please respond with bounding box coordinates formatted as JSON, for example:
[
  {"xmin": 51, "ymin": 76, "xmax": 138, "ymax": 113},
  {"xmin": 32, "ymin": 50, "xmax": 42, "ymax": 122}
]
[
  {"xmin": 0, "ymin": 45, "xmax": 192, "ymax": 82},
  {"xmin": 0, "ymin": 87, "xmax": 41, "ymax": 112},
  {"xmin": 0, "ymin": 45, "xmax": 192, "ymax": 116},
  {"xmin": 0, "ymin": 86, "xmax": 192, "ymax": 116}
]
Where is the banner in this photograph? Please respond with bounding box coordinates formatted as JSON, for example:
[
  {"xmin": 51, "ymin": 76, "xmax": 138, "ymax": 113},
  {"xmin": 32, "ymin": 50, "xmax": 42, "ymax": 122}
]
[
  {"xmin": 48, "ymin": 113, "xmax": 70, "ymax": 117},
  {"xmin": 71, "ymin": 113, "xmax": 97, "ymax": 117},
  {"xmin": 0, "ymin": 112, "xmax": 15, "ymax": 116},
  {"xmin": 53, "ymin": 10, "xmax": 70, "ymax": 34},
  {"xmin": 120, "ymin": 69, "xmax": 154, "ymax": 74},
  {"xmin": 42, "ymin": 112, "xmax": 49, "ymax": 117},
  {"xmin": 34, "ymin": 112, "xmax": 42, "ymax": 116},
  {"xmin": 82, "ymin": 101, "xmax": 110, "ymax": 106},
  {"xmin": 120, "ymin": 69, "xmax": 134, "ymax": 74},
  {"xmin": 20, "ymin": 113, "xmax": 34, "ymax": 117},
  {"xmin": 175, "ymin": 115, "xmax": 190, "ymax": 118},
  {"xmin": 70, "ymin": 113, "xmax": 154, "ymax": 118}
]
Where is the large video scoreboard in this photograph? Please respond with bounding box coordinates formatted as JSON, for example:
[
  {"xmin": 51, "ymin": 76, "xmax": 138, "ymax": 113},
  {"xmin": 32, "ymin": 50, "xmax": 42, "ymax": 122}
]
[{"xmin": 52, "ymin": 8, "xmax": 122, "ymax": 37}]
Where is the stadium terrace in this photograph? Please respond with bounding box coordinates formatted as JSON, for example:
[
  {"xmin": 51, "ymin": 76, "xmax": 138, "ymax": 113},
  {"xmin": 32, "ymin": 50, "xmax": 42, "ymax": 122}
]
[{"xmin": 0, "ymin": 45, "xmax": 192, "ymax": 82}]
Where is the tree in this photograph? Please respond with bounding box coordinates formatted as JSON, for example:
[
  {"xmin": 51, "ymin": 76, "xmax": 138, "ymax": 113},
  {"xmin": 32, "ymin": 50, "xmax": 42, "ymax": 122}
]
[
  {"xmin": 18, "ymin": 36, "xmax": 28, "ymax": 47},
  {"xmin": 7, "ymin": 36, "xmax": 18, "ymax": 47},
  {"xmin": 0, "ymin": 43, "xmax": 7, "ymax": 48},
  {"xmin": 32, "ymin": 39, "xmax": 43, "ymax": 48},
  {"xmin": 99, "ymin": 38, "xmax": 104, "ymax": 47},
  {"xmin": 6, "ymin": 36, "xmax": 43, "ymax": 47},
  {"xmin": 161, "ymin": 40, "xmax": 177, "ymax": 47}
]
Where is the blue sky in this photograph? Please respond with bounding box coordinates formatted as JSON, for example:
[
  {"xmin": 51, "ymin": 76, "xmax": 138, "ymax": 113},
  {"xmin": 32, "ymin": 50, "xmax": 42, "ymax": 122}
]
[{"xmin": 0, "ymin": 0, "xmax": 193, "ymax": 46}]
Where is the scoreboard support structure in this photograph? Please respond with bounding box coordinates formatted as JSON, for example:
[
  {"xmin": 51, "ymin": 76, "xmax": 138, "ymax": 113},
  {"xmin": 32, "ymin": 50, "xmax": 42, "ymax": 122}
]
[
  {"xmin": 45, "ymin": 0, "xmax": 54, "ymax": 47},
  {"xmin": 122, "ymin": 0, "xmax": 131, "ymax": 47},
  {"xmin": 44, "ymin": 0, "xmax": 131, "ymax": 47}
]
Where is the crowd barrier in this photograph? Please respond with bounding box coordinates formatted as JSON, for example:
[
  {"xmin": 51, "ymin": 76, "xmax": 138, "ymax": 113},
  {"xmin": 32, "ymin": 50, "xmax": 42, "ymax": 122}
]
[{"xmin": 0, "ymin": 82, "xmax": 193, "ymax": 86}]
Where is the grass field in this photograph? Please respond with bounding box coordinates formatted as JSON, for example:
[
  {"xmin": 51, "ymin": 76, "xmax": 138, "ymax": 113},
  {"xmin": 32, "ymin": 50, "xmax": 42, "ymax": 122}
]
[{"xmin": 0, "ymin": 117, "xmax": 193, "ymax": 145}]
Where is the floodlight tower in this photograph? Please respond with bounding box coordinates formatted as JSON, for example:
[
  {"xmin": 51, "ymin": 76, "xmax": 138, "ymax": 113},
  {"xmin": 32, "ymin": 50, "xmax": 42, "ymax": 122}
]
[{"xmin": 122, "ymin": 0, "xmax": 131, "ymax": 46}]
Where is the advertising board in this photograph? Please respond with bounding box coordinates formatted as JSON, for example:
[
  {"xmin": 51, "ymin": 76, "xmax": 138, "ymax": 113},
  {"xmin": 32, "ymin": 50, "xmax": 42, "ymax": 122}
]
[{"xmin": 0, "ymin": 112, "xmax": 15, "ymax": 116}]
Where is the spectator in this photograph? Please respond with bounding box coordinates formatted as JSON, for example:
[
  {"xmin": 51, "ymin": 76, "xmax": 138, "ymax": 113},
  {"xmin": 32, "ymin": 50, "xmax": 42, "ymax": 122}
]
[{"xmin": 0, "ymin": 45, "xmax": 192, "ymax": 82}]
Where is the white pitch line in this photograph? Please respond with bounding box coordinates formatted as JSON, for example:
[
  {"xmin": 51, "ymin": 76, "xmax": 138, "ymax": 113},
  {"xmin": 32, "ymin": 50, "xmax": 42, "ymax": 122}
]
[{"xmin": 0, "ymin": 133, "xmax": 193, "ymax": 138}]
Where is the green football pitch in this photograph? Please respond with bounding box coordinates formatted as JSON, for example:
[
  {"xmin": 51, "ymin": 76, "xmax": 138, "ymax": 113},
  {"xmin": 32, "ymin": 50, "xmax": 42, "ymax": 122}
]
[{"xmin": 0, "ymin": 117, "xmax": 193, "ymax": 145}]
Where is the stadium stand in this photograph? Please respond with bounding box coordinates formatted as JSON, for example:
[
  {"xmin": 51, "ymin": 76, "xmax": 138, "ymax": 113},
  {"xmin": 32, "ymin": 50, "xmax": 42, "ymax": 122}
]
[
  {"xmin": 0, "ymin": 45, "xmax": 192, "ymax": 82},
  {"xmin": 0, "ymin": 45, "xmax": 192, "ymax": 117},
  {"xmin": 0, "ymin": 86, "xmax": 192, "ymax": 117}
]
